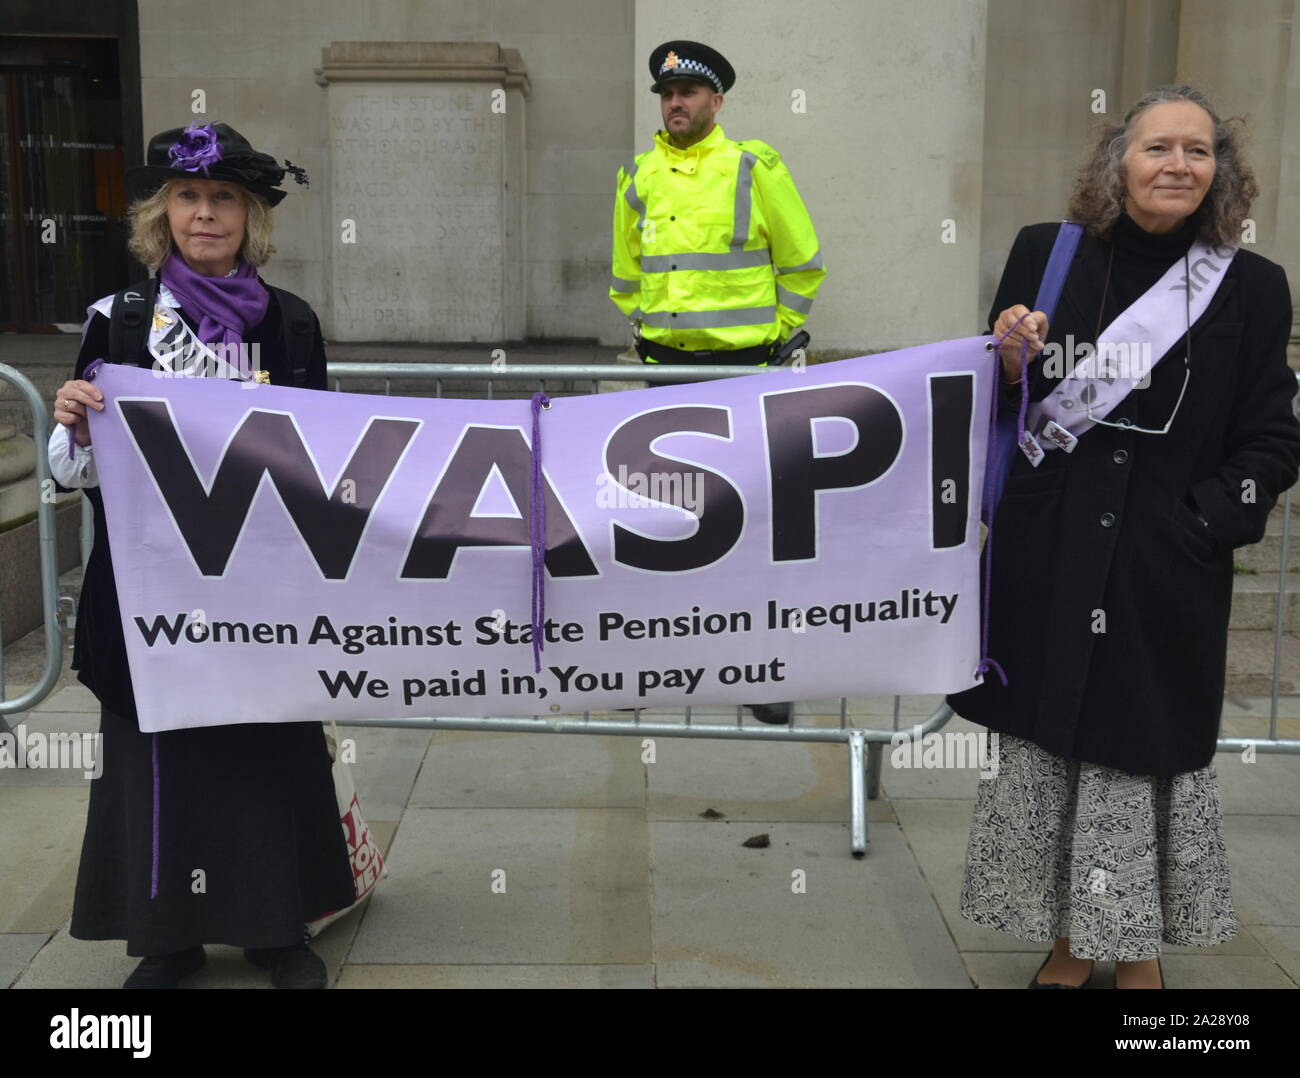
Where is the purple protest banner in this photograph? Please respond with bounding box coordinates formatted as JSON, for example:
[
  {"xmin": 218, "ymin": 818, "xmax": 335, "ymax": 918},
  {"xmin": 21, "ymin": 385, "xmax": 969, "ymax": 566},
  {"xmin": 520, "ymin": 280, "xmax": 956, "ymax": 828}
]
[{"xmin": 87, "ymin": 340, "xmax": 995, "ymax": 732}]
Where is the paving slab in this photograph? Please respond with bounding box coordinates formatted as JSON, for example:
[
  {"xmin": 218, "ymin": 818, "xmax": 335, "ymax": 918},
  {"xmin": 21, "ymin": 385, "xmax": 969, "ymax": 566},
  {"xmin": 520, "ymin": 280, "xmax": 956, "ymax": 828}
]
[
  {"xmin": 1222, "ymin": 693, "xmax": 1300, "ymax": 720},
  {"xmin": 1157, "ymin": 954, "xmax": 1297, "ymax": 989},
  {"xmin": 1215, "ymin": 751, "xmax": 1300, "ymax": 816},
  {"xmin": 333, "ymin": 725, "xmax": 432, "ymax": 823},
  {"xmin": 651, "ymin": 820, "xmax": 969, "ymax": 988},
  {"xmin": 1247, "ymin": 925, "xmax": 1300, "ymax": 985},
  {"xmin": 30, "ymin": 684, "xmax": 100, "ymax": 714},
  {"xmin": 0, "ymin": 786, "xmax": 87, "ymax": 933},
  {"xmin": 348, "ymin": 807, "xmax": 651, "ymax": 966},
  {"xmin": 645, "ymin": 736, "xmax": 894, "ymax": 823},
  {"xmin": 411, "ymin": 729, "xmax": 645, "ymax": 809},
  {"xmin": 335, "ymin": 963, "xmax": 653, "ymax": 988},
  {"xmin": 14, "ymin": 926, "xmax": 138, "ymax": 988},
  {"xmin": 2, "ymin": 710, "xmax": 101, "ymax": 736},
  {"xmin": 1224, "ymin": 816, "xmax": 1300, "ymax": 927},
  {"xmin": 0, "ymin": 933, "xmax": 48, "ymax": 988}
]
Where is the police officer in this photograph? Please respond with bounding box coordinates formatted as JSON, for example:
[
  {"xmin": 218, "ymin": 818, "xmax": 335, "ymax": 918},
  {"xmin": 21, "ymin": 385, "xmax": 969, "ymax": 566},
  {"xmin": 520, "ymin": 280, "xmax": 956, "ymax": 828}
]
[
  {"xmin": 610, "ymin": 41, "xmax": 826, "ymax": 724},
  {"xmin": 611, "ymin": 40, "xmax": 825, "ymax": 368}
]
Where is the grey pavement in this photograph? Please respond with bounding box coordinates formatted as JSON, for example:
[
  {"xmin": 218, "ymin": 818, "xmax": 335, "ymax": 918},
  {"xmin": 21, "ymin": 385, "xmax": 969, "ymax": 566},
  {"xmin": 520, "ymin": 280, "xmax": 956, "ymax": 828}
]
[{"xmin": 2, "ymin": 620, "xmax": 1298, "ymax": 988}]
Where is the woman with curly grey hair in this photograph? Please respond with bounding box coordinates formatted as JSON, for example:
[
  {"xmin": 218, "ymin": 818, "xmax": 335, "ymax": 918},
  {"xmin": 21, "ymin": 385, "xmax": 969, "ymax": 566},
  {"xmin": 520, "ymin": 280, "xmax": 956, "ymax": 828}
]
[
  {"xmin": 949, "ymin": 86, "xmax": 1300, "ymax": 989},
  {"xmin": 49, "ymin": 122, "xmax": 355, "ymax": 990}
]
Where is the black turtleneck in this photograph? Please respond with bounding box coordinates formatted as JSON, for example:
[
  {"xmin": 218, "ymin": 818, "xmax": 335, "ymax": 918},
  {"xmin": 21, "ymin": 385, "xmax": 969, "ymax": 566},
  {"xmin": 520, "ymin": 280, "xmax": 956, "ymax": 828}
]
[{"xmin": 1097, "ymin": 211, "xmax": 1201, "ymax": 330}]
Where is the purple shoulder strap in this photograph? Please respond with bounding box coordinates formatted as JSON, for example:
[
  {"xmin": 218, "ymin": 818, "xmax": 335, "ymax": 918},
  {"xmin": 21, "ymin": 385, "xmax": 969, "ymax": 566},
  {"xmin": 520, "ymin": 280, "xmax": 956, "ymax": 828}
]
[
  {"xmin": 975, "ymin": 220, "xmax": 1085, "ymax": 684},
  {"xmin": 1031, "ymin": 221, "xmax": 1083, "ymax": 323},
  {"xmin": 983, "ymin": 220, "xmax": 1083, "ymax": 522}
]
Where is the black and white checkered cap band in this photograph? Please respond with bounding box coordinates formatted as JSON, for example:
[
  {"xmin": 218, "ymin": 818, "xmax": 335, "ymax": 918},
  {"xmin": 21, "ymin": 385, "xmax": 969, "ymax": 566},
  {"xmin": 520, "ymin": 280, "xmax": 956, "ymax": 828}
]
[{"xmin": 658, "ymin": 57, "xmax": 723, "ymax": 92}]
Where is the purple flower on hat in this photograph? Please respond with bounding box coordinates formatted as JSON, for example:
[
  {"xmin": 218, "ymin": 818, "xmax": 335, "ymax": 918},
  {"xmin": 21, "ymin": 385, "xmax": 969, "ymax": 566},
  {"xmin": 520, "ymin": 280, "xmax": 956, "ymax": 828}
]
[{"xmin": 168, "ymin": 123, "xmax": 223, "ymax": 175}]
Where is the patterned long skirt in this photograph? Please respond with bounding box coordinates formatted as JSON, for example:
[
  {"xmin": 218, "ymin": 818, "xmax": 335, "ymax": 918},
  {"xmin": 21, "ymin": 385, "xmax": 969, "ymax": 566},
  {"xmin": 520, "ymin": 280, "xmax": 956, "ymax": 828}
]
[{"xmin": 959, "ymin": 732, "xmax": 1238, "ymax": 961}]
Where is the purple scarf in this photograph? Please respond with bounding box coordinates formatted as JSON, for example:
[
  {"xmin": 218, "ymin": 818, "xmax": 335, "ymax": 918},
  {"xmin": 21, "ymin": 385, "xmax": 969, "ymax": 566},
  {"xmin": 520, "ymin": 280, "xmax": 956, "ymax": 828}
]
[{"xmin": 160, "ymin": 250, "xmax": 270, "ymax": 346}]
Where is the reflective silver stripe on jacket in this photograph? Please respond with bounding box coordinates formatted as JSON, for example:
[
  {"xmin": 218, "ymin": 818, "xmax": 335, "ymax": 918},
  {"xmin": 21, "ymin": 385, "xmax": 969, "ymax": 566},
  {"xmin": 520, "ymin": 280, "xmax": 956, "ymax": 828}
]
[
  {"xmin": 731, "ymin": 151, "xmax": 758, "ymax": 251},
  {"xmin": 776, "ymin": 250, "xmax": 824, "ymax": 274},
  {"xmin": 639, "ymin": 305, "xmax": 777, "ymax": 329},
  {"xmin": 610, "ymin": 274, "xmax": 638, "ymax": 292},
  {"xmin": 641, "ymin": 249, "xmax": 772, "ymax": 273},
  {"xmin": 776, "ymin": 285, "xmax": 813, "ymax": 314},
  {"xmin": 623, "ymin": 162, "xmax": 647, "ymax": 231}
]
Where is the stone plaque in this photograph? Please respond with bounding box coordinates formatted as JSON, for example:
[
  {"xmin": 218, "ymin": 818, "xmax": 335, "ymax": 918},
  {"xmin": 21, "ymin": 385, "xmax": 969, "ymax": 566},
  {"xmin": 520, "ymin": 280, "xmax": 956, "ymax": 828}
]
[{"xmin": 321, "ymin": 43, "xmax": 528, "ymax": 343}]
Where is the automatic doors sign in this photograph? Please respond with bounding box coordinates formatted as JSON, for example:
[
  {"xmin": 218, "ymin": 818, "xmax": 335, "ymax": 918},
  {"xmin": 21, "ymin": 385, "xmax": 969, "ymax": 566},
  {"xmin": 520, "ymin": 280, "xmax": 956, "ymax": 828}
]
[{"xmin": 88, "ymin": 340, "xmax": 993, "ymax": 732}]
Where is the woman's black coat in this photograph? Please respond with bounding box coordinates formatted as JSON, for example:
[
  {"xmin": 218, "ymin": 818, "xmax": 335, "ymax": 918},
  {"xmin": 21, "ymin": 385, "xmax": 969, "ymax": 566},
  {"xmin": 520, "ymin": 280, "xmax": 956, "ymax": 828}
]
[{"xmin": 948, "ymin": 218, "xmax": 1300, "ymax": 777}]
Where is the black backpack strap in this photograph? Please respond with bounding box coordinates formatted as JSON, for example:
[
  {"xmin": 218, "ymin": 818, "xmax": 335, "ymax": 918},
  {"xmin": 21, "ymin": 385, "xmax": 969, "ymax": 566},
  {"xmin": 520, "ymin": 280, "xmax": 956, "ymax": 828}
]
[
  {"xmin": 268, "ymin": 285, "xmax": 313, "ymax": 387},
  {"xmin": 107, "ymin": 277, "xmax": 158, "ymax": 370}
]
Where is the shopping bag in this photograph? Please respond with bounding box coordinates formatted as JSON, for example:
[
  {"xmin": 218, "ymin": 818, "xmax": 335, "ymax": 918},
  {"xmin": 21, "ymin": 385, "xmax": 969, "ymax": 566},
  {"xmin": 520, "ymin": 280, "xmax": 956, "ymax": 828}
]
[{"xmin": 305, "ymin": 722, "xmax": 387, "ymax": 936}]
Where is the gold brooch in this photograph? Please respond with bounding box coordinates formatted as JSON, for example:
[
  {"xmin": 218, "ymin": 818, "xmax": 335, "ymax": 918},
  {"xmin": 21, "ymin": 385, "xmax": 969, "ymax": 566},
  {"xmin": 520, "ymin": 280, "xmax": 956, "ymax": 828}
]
[
  {"xmin": 253, "ymin": 369, "xmax": 270, "ymax": 384},
  {"xmin": 152, "ymin": 308, "xmax": 174, "ymax": 331}
]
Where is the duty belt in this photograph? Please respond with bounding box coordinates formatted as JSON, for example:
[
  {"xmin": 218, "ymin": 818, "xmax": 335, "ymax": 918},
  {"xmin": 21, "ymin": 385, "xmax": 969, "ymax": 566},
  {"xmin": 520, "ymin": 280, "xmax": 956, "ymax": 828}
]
[{"xmin": 636, "ymin": 339, "xmax": 774, "ymax": 366}]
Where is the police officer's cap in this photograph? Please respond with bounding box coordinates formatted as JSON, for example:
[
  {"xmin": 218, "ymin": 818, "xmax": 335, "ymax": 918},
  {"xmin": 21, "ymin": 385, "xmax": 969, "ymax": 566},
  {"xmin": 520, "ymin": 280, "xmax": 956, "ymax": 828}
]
[{"xmin": 649, "ymin": 41, "xmax": 734, "ymax": 94}]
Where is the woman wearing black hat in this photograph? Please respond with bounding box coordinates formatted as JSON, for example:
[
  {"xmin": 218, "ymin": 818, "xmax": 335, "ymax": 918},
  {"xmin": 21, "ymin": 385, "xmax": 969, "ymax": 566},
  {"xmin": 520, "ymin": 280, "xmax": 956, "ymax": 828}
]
[{"xmin": 49, "ymin": 122, "xmax": 355, "ymax": 989}]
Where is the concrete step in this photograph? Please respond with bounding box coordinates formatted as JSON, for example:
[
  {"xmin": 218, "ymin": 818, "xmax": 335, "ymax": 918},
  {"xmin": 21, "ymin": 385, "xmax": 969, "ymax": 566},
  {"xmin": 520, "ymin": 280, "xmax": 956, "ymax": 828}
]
[
  {"xmin": 1225, "ymin": 628, "xmax": 1300, "ymax": 695},
  {"xmin": 1229, "ymin": 572, "xmax": 1300, "ymax": 631},
  {"xmin": 0, "ymin": 352, "xmax": 74, "ymax": 437},
  {"xmin": 1235, "ymin": 513, "xmax": 1300, "ymax": 573}
]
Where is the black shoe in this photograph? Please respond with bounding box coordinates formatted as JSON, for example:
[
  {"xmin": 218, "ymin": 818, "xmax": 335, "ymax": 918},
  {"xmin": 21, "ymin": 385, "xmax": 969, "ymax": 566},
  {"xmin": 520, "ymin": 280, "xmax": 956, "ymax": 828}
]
[
  {"xmin": 244, "ymin": 942, "xmax": 328, "ymax": 989},
  {"xmin": 1027, "ymin": 951, "xmax": 1093, "ymax": 989},
  {"xmin": 747, "ymin": 703, "xmax": 791, "ymax": 725},
  {"xmin": 122, "ymin": 946, "xmax": 206, "ymax": 989}
]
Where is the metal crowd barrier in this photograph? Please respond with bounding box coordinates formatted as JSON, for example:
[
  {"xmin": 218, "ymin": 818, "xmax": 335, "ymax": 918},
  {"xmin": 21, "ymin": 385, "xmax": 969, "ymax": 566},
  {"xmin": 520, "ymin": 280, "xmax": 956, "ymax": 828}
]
[
  {"xmin": 0, "ymin": 365, "xmax": 66, "ymax": 720},
  {"xmin": 2, "ymin": 361, "xmax": 1297, "ymax": 858}
]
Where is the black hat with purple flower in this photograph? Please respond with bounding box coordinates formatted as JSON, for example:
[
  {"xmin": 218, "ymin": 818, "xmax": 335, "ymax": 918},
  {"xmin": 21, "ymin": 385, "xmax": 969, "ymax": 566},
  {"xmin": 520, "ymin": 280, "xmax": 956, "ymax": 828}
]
[{"xmin": 126, "ymin": 122, "xmax": 309, "ymax": 206}]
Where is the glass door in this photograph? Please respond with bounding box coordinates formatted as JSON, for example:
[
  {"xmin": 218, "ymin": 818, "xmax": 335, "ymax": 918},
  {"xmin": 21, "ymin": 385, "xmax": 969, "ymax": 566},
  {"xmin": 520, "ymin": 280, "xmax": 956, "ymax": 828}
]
[{"xmin": 0, "ymin": 36, "xmax": 126, "ymax": 332}]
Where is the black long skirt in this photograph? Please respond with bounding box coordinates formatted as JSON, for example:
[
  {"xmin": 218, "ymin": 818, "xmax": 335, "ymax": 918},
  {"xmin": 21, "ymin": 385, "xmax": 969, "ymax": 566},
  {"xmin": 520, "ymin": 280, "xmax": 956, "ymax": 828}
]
[{"xmin": 71, "ymin": 706, "xmax": 357, "ymax": 956}]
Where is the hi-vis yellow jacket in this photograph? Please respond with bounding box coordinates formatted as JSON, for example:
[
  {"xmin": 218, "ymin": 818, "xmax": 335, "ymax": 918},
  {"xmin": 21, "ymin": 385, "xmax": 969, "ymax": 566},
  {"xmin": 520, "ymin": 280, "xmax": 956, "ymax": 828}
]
[{"xmin": 609, "ymin": 124, "xmax": 826, "ymax": 355}]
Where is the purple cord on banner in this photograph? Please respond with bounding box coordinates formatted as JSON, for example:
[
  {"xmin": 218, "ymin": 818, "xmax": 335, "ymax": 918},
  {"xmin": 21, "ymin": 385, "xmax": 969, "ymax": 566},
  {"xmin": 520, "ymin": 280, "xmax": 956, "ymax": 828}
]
[
  {"xmin": 150, "ymin": 732, "xmax": 160, "ymax": 899},
  {"xmin": 529, "ymin": 393, "xmax": 551, "ymax": 674},
  {"xmin": 975, "ymin": 314, "xmax": 1035, "ymax": 686}
]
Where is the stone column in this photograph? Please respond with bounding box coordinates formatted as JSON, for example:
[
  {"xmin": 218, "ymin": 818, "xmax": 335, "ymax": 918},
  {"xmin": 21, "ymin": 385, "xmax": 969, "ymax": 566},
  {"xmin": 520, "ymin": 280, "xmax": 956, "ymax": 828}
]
[
  {"xmin": 1178, "ymin": 0, "xmax": 1298, "ymax": 364},
  {"xmin": 317, "ymin": 42, "xmax": 530, "ymax": 343}
]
